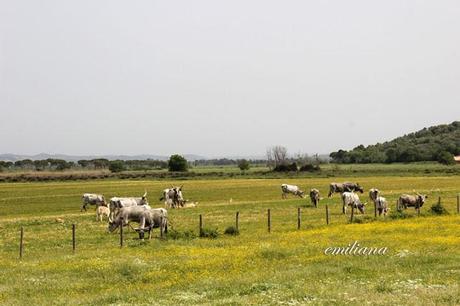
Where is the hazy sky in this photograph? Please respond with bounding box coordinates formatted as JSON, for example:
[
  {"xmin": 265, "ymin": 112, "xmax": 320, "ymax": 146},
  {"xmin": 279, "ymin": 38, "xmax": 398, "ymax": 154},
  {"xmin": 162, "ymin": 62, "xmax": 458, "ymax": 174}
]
[{"xmin": 1, "ymin": 1, "xmax": 459, "ymax": 157}]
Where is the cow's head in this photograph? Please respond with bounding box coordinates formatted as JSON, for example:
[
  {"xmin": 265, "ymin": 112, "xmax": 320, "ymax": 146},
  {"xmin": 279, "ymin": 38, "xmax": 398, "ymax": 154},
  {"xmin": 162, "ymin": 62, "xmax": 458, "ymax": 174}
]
[
  {"xmin": 417, "ymin": 194, "xmax": 427, "ymax": 206},
  {"xmin": 357, "ymin": 201, "xmax": 366, "ymax": 214},
  {"xmin": 140, "ymin": 191, "xmax": 149, "ymax": 205},
  {"xmin": 175, "ymin": 186, "xmax": 185, "ymax": 203},
  {"xmin": 356, "ymin": 184, "xmax": 364, "ymax": 193},
  {"xmin": 369, "ymin": 189, "xmax": 379, "ymax": 200},
  {"xmin": 107, "ymin": 221, "xmax": 118, "ymax": 232}
]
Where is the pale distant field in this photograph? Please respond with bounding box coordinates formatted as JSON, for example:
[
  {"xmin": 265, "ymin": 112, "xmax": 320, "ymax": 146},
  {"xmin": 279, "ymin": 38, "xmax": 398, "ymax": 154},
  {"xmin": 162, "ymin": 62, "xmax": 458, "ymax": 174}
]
[{"xmin": 0, "ymin": 176, "xmax": 459, "ymax": 305}]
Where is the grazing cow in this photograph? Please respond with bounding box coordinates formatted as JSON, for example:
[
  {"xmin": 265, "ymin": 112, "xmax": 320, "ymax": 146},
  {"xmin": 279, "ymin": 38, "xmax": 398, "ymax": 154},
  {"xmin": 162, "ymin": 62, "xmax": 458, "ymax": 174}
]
[
  {"xmin": 342, "ymin": 192, "xmax": 366, "ymax": 214},
  {"xmin": 309, "ymin": 188, "xmax": 321, "ymax": 208},
  {"xmin": 160, "ymin": 186, "xmax": 184, "ymax": 208},
  {"xmin": 398, "ymin": 194, "xmax": 428, "ymax": 210},
  {"xmin": 108, "ymin": 206, "xmax": 168, "ymax": 239},
  {"xmin": 281, "ymin": 184, "xmax": 306, "ymax": 199},
  {"xmin": 109, "ymin": 192, "xmax": 148, "ymax": 221},
  {"xmin": 375, "ymin": 196, "xmax": 389, "ymax": 216},
  {"xmin": 81, "ymin": 193, "xmax": 106, "ymax": 212},
  {"xmin": 328, "ymin": 182, "xmax": 364, "ymax": 197},
  {"xmin": 96, "ymin": 205, "xmax": 110, "ymax": 222},
  {"xmin": 369, "ymin": 188, "xmax": 380, "ymax": 202}
]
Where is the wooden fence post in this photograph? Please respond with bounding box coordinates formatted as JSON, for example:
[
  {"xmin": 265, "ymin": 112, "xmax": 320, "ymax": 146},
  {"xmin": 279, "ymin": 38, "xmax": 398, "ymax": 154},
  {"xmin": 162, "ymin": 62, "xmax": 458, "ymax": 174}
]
[
  {"xmin": 438, "ymin": 196, "xmax": 441, "ymax": 206},
  {"xmin": 199, "ymin": 214, "xmax": 203, "ymax": 236},
  {"xmin": 72, "ymin": 224, "xmax": 76, "ymax": 253},
  {"xmin": 19, "ymin": 226, "xmax": 24, "ymax": 260},
  {"xmin": 297, "ymin": 207, "xmax": 301, "ymax": 230},
  {"xmin": 235, "ymin": 211, "xmax": 239, "ymax": 231},
  {"xmin": 350, "ymin": 204, "xmax": 355, "ymax": 223},
  {"xmin": 267, "ymin": 209, "xmax": 271, "ymax": 233},
  {"xmin": 120, "ymin": 218, "xmax": 124, "ymax": 247},
  {"xmin": 326, "ymin": 205, "xmax": 329, "ymax": 225}
]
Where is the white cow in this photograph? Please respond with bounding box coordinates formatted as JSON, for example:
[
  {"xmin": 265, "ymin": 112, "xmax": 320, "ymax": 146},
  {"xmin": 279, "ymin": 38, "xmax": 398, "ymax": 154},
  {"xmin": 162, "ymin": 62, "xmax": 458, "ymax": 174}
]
[
  {"xmin": 160, "ymin": 186, "xmax": 184, "ymax": 208},
  {"xmin": 81, "ymin": 193, "xmax": 106, "ymax": 212},
  {"xmin": 109, "ymin": 192, "xmax": 148, "ymax": 222},
  {"xmin": 108, "ymin": 206, "xmax": 168, "ymax": 239},
  {"xmin": 375, "ymin": 196, "xmax": 389, "ymax": 216},
  {"xmin": 342, "ymin": 192, "xmax": 366, "ymax": 214},
  {"xmin": 281, "ymin": 184, "xmax": 305, "ymax": 199}
]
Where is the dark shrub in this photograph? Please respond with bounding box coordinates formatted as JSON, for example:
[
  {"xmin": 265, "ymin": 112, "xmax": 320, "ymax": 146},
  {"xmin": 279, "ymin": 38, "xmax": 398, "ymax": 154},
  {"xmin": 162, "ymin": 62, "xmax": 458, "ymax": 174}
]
[
  {"xmin": 430, "ymin": 201, "xmax": 449, "ymax": 215},
  {"xmin": 273, "ymin": 162, "xmax": 298, "ymax": 172},
  {"xmin": 224, "ymin": 226, "xmax": 239, "ymax": 236},
  {"xmin": 299, "ymin": 163, "xmax": 321, "ymax": 172},
  {"xmin": 199, "ymin": 227, "xmax": 219, "ymax": 238}
]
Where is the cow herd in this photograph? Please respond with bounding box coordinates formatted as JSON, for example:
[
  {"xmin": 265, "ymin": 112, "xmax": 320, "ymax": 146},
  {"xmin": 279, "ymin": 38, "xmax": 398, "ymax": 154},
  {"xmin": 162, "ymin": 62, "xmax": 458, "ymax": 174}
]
[
  {"xmin": 281, "ymin": 182, "xmax": 429, "ymax": 217},
  {"xmin": 80, "ymin": 182, "xmax": 429, "ymax": 239},
  {"xmin": 80, "ymin": 186, "xmax": 188, "ymax": 239}
]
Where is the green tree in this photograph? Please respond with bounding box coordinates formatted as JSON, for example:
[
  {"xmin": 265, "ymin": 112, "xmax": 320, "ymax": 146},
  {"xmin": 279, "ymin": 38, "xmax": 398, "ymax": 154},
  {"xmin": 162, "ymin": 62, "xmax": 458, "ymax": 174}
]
[
  {"xmin": 437, "ymin": 151, "xmax": 455, "ymax": 165},
  {"xmin": 168, "ymin": 154, "xmax": 188, "ymax": 172},
  {"xmin": 109, "ymin": 160, "xmax": 126, "ymax": 173},
  {"xmin": 237, "ymin": 159, "xmax": 250, "ymax": 171}
]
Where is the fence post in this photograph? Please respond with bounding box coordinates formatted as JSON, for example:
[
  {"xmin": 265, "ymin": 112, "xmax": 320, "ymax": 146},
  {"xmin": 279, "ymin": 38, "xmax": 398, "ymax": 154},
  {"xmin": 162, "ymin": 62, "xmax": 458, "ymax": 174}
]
[
  {"xmin": 267, "ymin": 209, "xmax": 271, "ymax": 233},
  {"xmin": 297, "ymin": 207, "xmax": 301, "ymax": 230},
  {"xmin": 235, "ymin": 211, "xmax": 239, "ymax": 231},
  {"xmin": 457, "ymin": 194, "xmax": 459, "ymax": 214},
  {"xmin": 72, "ymin": 224, "xmax": 76, "ymax": 253},
  {"xmin": 19, "ymin": 226, "xmax": 24, "ymax": 260},
  {"xmin": 326, "ymin": 205, "xmax": 329, "ymax": 225},
  {"xmin": 438, "ymin": 196, "xmax": 441, "ymax": 206},
  {"xmin": 199, "ymin": 214, "xmax": 203, "ymax": 236},
  {"xmin": 120, "ymin": 218, "xmax": 124, "ymax": 248},
  {"xmin": 350, "ymin": 204, "xmax": 355, "ymax": 223}
]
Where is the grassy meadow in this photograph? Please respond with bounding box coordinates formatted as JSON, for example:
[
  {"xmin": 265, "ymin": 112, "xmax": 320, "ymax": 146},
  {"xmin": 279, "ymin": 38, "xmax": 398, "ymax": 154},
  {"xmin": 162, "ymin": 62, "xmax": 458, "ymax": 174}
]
[{"xmin": 0, "ymin": 176, "xmax": 459, "ymax": 305}]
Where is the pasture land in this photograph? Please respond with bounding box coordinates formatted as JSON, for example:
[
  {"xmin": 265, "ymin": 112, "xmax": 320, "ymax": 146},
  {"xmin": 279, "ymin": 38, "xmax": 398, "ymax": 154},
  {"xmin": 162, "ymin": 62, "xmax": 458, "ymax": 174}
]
[{"xmin": 0, "ymin": 176, "xmax": 459, "ymax": 305}]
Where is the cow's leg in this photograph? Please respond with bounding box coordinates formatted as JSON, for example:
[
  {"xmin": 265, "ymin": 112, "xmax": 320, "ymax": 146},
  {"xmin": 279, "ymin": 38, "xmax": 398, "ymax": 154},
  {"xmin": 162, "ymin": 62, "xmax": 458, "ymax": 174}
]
[{"xmin": 160, "ymin": 219, "xmax": 164, "ymax": 238}]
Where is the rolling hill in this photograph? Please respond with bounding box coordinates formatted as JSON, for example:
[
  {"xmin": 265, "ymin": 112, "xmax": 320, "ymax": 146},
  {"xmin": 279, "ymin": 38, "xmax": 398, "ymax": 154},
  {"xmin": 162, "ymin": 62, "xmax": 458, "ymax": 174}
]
[{"xmin": 330, "ymin": 121, "xmax": 460, "ymax": 164}]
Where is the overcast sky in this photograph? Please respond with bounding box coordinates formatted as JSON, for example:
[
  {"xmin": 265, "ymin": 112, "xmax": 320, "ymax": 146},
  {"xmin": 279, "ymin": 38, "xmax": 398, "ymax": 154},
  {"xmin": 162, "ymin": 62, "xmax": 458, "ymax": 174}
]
[{"xmin": 1, "ymin": 1, "xmax": 459, "ymax": 157}]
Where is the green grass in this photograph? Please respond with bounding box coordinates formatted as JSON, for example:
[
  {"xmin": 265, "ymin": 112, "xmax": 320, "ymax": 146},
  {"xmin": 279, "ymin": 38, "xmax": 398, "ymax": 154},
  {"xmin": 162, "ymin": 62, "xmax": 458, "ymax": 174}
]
[
  {"xmin": 1, "ymin": 162, "xmax": 459, "ymax": 183},
  {"xmin": 0, "ymin": 176, "xmax": 459, "ymax": 305}
]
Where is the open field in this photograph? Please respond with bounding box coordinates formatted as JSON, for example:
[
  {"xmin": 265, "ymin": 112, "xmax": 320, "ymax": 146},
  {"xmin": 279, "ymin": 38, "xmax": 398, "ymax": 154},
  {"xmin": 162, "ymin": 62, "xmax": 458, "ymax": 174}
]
[{"xmin": 0, "ymin": 176, "xmax": 459, "ymax": 305}]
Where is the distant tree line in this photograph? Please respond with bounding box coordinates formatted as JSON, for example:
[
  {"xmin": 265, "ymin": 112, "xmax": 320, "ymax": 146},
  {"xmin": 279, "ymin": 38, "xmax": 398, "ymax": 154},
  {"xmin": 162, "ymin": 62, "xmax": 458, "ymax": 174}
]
[
  {"xmin": 0, "ymin": 158, "xmax": 168, "ymax": 172},
  {"xmin": 329, "ymin": 121, "xmax": 460, "ymax": 165},
  {"xmin": 266, "ymin": 146, "xmax": 325, "ymax": 172},
  {"xmin": 193, "ymin": 158, "xmax": 266, "ymax": 166}
]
